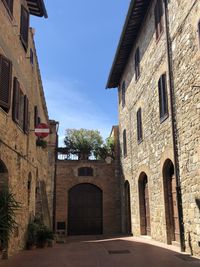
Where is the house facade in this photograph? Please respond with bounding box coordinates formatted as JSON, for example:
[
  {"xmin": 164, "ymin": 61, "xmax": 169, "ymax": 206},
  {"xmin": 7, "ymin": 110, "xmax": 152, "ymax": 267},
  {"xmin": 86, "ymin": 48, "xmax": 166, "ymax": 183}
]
[
  {"xmin": 55, "ymin": 126, "xmax": 121, "ymax": 237},
  {"xmin": 0, "ymin": 0, "xmax": 57, "ymax": 255},
  {"xmin": 107, "ymin": 0, "xmax": 200, "ymax": 257}
]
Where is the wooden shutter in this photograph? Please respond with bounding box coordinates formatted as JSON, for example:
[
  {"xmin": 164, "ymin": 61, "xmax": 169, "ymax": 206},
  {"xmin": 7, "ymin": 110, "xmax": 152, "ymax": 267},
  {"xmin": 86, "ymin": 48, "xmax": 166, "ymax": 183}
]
[
  {"xmin": 0, "ymin": 55, "xmax": 12, "ymax": 111},
  {"xmin": 12, "ymin": 77, "xmax": 20, "ymax": 123},
  {"xmin": 23, "ymin": 95, "xmax": 29, "ymax": 133},
  {"xmin": 20, "ymin": 5, "xmax": 29, "ymax": 50},
  {"xmin": 137, "ymin": 108, "xmax": 143, "ymax": 142},
  {"xmin": 2, "ymin": 0, "xmax": 13, "ymax": 15},
  {"xmin": 135, "ymin": 47, "xmax": 140, "ymax": 80},
  {"xmin": 154, "ymin": 0, "xmax": 163, "ymax": 40}
]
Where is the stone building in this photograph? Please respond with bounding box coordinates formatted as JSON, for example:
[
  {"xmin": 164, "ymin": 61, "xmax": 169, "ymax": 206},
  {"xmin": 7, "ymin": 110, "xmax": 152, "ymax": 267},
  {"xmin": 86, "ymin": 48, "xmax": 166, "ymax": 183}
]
[
  {"xmin": 55, "ymin": 127, "xmax": 121, "ymax": 236},
  {"xmin": 107, "ymin": 0, "xmax": 200, "ymax": 258},
  {"xmin": 0, "ymin": 0, "xmax": 57, "ymax": 255}
]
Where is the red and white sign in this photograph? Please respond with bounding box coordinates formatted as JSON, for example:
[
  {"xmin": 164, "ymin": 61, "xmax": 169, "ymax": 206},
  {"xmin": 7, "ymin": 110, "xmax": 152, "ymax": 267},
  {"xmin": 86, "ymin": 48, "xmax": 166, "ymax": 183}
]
[{"xmin": 35, "ymin": 123, "xmax": 50, "ymax": 138}]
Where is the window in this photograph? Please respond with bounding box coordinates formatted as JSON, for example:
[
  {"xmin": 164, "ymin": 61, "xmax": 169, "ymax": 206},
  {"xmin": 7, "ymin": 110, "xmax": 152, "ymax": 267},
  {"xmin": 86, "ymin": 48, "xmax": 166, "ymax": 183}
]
[
  {"xmin": 122, "ymin": 81, "xmax": 126, "ymax": 108},
  {"xmin": 78, "ymin": 167, "xmax": 93, "ymax": 176},
  {"xmin": 137, "ymin": 108, "xmax": 143, "ymax": 143},
  {"xmin": 154, "ymin": 0, "xmax": 164, "ymax": 40},
  {"xmin": 30, "ymin": 48, "xmax": 34, "ymax": 65},
  {"xmin": 12, "ymin": 77, "xmax": 29, "ymax": 132},
  {"xmin": 123, "ymin": 129, "xmax": 127, "ymax": 157},
  {"xmin": 57, "ymin": 222, "xmax": 66, "ymax": 230},
  {"xmin": 2, "ymin": 0, "xmax": 13, "ymax": 16},
  {"xmin": 158, "ymin": 73, "xmax": 168, "ymax": 121},
  {"xmin": 20, "ymin": 5, "xmax": 29, "ymax": 50},
  {"xmin": 0, "ymin": 54, "xmax": 12, "ymax": 112},
  {"xmin": 135, "ymin": 47, "xmax": 140, "ymax": 80}
]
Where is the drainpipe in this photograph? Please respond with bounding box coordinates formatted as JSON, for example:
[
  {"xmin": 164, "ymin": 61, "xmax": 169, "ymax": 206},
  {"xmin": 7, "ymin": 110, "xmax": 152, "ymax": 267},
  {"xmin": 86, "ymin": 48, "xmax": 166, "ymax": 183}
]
[{"xmin": 163, "ymin": 0, "xmax": 185, "ymax": 252}]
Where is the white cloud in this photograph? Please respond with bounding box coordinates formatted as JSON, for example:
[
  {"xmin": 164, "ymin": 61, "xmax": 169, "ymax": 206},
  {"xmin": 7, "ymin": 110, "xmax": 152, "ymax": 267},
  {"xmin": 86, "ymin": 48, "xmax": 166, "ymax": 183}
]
[{"xmin": 43, "ymin": 78, "xmax": 115, "ymax": 146}]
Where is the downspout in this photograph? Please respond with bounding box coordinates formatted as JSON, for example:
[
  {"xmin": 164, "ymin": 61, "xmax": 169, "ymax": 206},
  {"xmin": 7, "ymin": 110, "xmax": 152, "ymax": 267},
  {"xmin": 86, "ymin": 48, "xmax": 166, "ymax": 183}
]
[{"xmin": 163, "ymin": 0, "xmax": 185, "ymax": 252}]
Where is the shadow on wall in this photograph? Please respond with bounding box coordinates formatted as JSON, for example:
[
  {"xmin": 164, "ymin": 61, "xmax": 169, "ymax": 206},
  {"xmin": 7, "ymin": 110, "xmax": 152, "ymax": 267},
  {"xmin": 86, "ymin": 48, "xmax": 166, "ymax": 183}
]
[{"xmin": 195, "ymin": 199, "xmax": 200, "ymax": 211}]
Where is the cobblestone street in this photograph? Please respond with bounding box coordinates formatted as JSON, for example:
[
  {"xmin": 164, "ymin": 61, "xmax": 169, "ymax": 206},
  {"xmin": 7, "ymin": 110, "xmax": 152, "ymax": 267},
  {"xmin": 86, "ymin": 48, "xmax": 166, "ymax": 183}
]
[{"xmin": 1, "ymin": 236, "xmax": 200, "ymax": 267}]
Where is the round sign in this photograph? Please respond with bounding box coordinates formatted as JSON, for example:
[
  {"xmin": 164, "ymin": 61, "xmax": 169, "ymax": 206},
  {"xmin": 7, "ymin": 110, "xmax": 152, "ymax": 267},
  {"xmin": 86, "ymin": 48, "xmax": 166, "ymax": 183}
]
[{"xmin": 34, "ymin": 123, "xmax": 50, "ymax": 138}]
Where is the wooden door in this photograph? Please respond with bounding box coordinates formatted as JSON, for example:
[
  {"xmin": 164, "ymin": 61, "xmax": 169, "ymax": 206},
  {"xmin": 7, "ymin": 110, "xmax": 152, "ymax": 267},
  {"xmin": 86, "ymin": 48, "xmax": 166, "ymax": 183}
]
[
  {"xmin": 139, "ymin": 174, "xmax": 151, "ymax": 236},
  {"xmin": 144, "ymin": 181, "xmax": 151, "ymax": 235},
  {"xmin": 125, "ymin": 181, "xmax": 131, "ymax": 234},
  {"xmin": 166, "ymin": 174, "xmax": 180, "ymax": 243},
  {"xmin": 171, "ymin": 175, "xmax": 180, "ymax": 242},
  {"xmin": 68, "ymin": 184, "xmax": 103, "ymax": 235}
]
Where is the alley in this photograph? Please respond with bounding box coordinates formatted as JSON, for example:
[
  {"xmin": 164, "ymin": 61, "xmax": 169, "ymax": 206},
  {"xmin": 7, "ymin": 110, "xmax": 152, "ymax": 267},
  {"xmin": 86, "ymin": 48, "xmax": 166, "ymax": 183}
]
[{"xmin": 1, "ymin": 236, "xmax": 200, "ymax": 267}]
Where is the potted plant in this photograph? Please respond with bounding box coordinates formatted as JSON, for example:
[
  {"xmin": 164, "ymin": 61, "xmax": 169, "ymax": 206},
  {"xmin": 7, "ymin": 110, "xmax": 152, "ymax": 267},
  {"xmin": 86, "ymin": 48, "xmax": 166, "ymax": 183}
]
[
  {"xmin": 0, "ymin": 187, "xmax": 20, "ymax": 259},
  {"xmin": 37, "ymin": 225, "xmax": 54, "ymax": 248},
  {"xmin": 26, "ymin": 221, "xmax": 39, "ymax": 249},
  {"xmin": 36, "ymin": 139, "xmax": 48, "ymax": 149}
]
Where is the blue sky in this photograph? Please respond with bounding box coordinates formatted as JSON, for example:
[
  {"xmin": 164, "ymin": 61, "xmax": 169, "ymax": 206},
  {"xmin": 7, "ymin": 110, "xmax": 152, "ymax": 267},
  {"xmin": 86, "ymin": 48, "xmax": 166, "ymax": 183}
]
[{"xmin": 31, "ymin": 1, "xmax": 130, "ymax": 145}]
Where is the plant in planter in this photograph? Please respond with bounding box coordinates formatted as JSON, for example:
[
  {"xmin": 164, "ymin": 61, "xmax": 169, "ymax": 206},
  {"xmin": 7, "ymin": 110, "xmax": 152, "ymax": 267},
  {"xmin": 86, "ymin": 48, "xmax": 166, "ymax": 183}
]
[
  {"xmin": 36, "ymin": 225, "xmax": 54, "ymax": 248},
  {"xmin": 36, "ymin": 138, "xmax": 48, "ymax": 149},
  {"xmin": 64, "ymin": 128, "xmax": 103, "ymax": 160},
  {"xmin": 26, "ymin": 221, "xmax": 39, "ymax": 249},
  {"xmin": 0, "ymin": 187, "xmax": 20, "ymax": 259}
]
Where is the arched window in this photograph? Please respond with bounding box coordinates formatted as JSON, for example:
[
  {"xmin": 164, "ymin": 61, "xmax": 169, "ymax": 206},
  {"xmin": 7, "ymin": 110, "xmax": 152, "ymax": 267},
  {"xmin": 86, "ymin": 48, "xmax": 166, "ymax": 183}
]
[
  {"xmin": 0, "ymin": 160, "xmax": 8, "ymax": 190},
  {"xmin": 78, "ymin": 167, "xmax": 93, "ymax": 176}
]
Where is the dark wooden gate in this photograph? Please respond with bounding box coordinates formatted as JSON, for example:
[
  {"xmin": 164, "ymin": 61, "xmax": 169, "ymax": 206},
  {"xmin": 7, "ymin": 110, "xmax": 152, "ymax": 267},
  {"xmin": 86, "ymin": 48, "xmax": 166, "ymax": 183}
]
[{"xmin": 68, "ymin": 184, "xmax": 103, "ymax": 235}]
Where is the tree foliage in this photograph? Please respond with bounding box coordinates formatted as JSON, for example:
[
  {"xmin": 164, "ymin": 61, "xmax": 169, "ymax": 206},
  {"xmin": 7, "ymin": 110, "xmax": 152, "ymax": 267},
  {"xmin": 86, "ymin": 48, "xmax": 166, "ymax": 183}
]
[
  {"xmin": 64, "ymin": 129, "xmax": 103, "ymax": 159},
  {"xmin": 64, "ymin": 128, "xmax": 115, "ymax": 160}
]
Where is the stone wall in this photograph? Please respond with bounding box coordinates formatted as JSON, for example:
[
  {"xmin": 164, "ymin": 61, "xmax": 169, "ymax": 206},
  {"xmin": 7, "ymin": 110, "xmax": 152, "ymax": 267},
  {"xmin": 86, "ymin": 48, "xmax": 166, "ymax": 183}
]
[
  {"xmin": 169, "ymin": 0, "xmax": 200, "ymax": 257},
  {"xmin": 0, "ymin": 0, "xmax": 56, "ymax": 255},
  {"xmin": 55, "ymin": 160, "xmax": 121, "ymax": 236},
  {"xmin": 115, "ymin": 0, "xmax": 200, "ymax": 257}
]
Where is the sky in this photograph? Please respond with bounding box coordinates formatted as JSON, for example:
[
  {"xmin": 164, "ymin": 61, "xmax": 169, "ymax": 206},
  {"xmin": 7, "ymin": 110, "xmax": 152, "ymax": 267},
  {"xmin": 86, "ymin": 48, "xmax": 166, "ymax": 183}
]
[{"xmin": 31, "ymin": 1, "xmax": 130, "ymax": 146}]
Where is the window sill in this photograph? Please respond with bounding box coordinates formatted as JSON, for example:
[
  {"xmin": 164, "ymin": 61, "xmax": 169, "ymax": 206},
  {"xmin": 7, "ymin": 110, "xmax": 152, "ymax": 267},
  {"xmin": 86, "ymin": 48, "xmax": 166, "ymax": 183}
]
[
  {"xmin": 137, "ymin": 138, "xmax": 143, "ymax": 145},
  {"xmin": 160, "ymin": 113, "xmax": 169, "ymax": 124},
  {"xmin": 156, "ymin": 30, "xmax": 164, "ymax": 44},
  {"xmin": 135, "ymin": 74, "xmax": 141, "ymax": 82}
]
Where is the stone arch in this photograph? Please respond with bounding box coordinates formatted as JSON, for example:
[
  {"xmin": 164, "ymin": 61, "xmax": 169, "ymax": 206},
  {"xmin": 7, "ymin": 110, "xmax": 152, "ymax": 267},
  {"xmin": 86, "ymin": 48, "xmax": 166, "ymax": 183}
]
[
  {"xmin": 68, "ymin": 183, "xmax": 103, "ymax": 235},
  {"xmin": 0, "ymin": 159, "xmax": 8, "ymax": 190},
  {"xmin": 138, "ymin": 172, "xmax": 151, "ymax": 236},
  {"xmin": 124, "ymin": 180, "xmax": 132, "ymax": 234},
  {"xmin": 163, "ymin": 159, "xmax": 180, "ymax": 244}
]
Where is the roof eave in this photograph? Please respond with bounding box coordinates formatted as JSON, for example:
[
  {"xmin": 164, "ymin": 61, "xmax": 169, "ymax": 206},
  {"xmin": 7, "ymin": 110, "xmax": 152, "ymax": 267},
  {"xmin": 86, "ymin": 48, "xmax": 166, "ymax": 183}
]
[
  {"xmin": 26, "ymin": 0, "xmax": 48, "ymax": 18},
  {"xmin": 106, "ymin": 0, "xmax": 136, "ymax": 89}
]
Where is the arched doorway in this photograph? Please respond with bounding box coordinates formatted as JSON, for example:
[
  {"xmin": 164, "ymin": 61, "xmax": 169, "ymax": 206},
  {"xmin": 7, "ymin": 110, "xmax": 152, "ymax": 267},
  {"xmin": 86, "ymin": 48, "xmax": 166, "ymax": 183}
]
[
  {"xmin": 0, "ymin": 160, "xmax": 8, "ymax": 190},
  {"xmin": 68, "ymin": 183, "xmax": 103, "ymax": 235},
  {"xmin": 124, "ymin": 181, "xmax": 132, "ymax": 234},
  {"xmin": 163, "ymin": 159, "xmax": 179, "ymax": 244},
  {"xmin": 0, "ymin": 160, "xmax": 8, "ymax": 251},
  {"xmin": 138, "ymin": 172, "xmax": 151, "ymax": 236}
]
